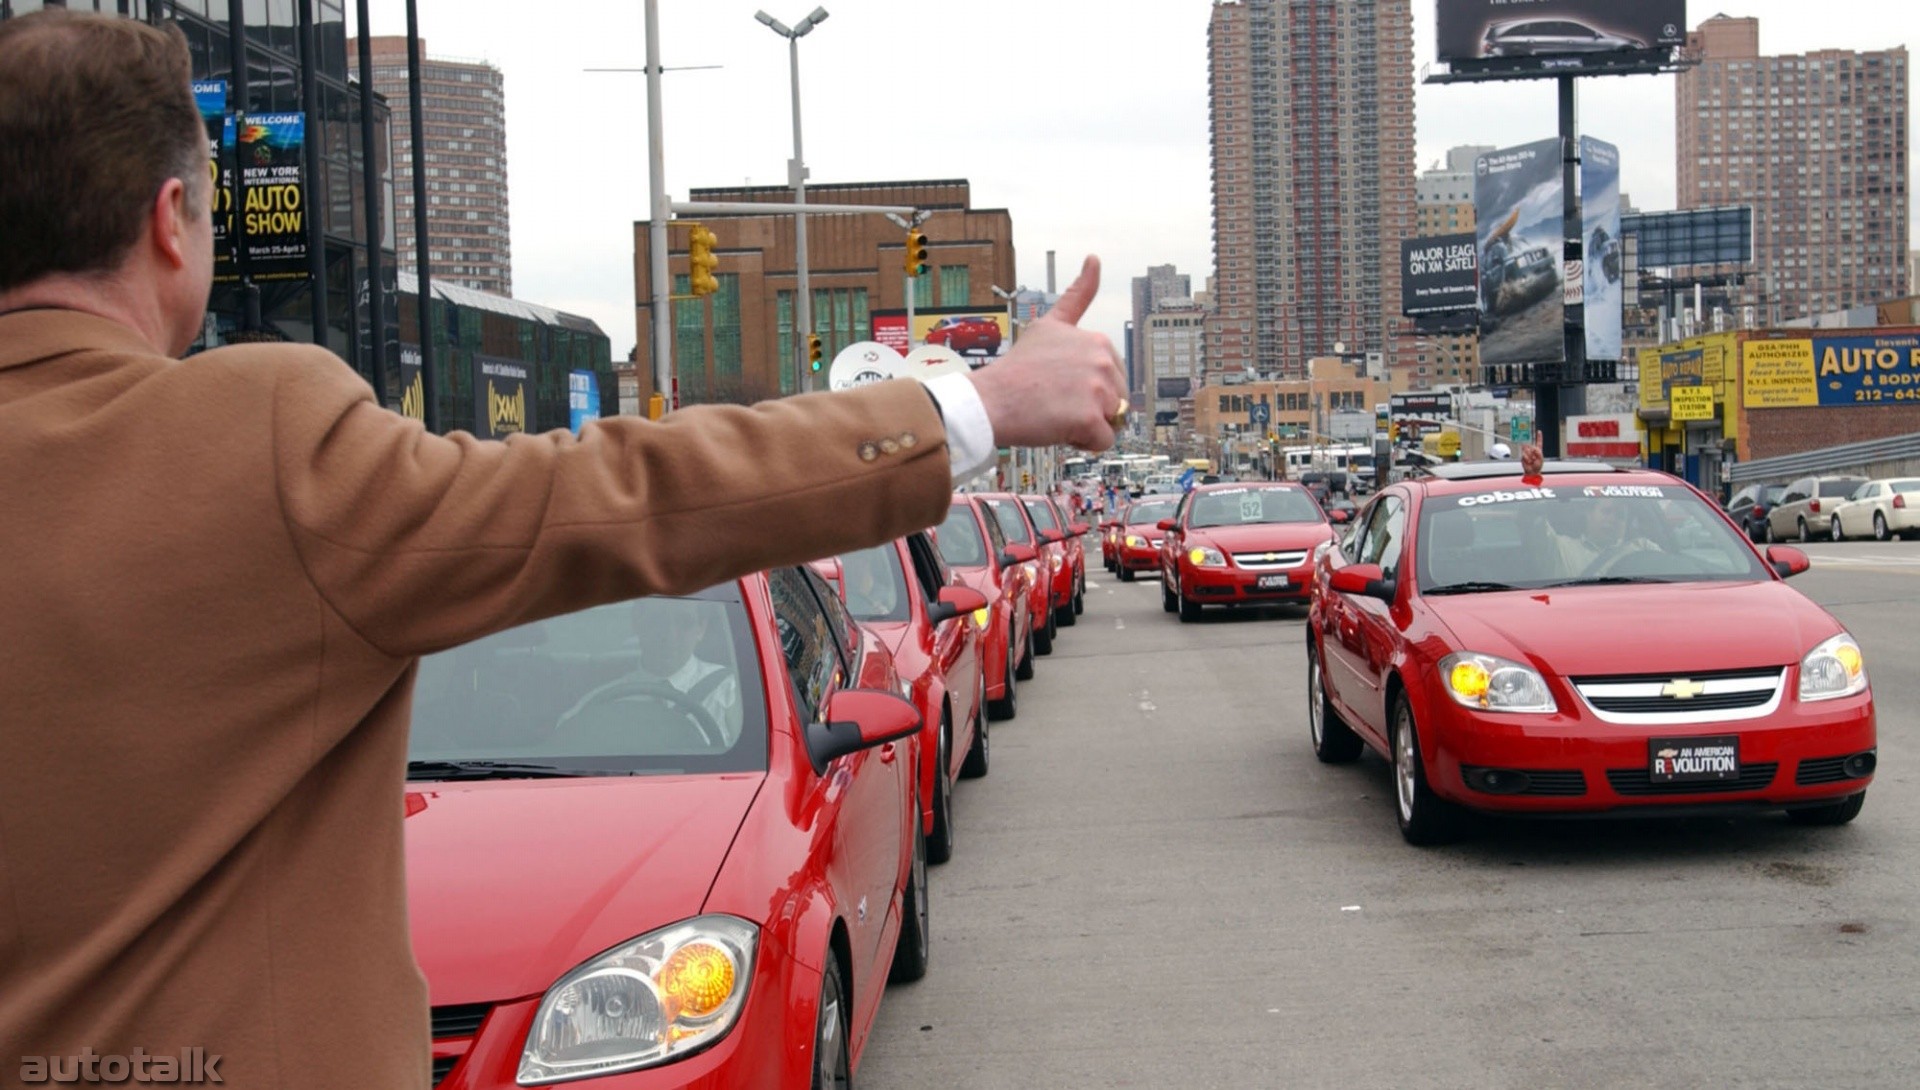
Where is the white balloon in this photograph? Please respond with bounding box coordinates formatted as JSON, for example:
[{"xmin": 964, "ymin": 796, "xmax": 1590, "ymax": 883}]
[{"xmin": 827, "ymin": 341, "xmax": 904, "ymax": 392}]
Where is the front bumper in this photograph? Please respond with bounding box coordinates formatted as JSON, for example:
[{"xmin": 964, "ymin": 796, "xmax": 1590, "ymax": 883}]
[
  {"xmin": 1118, "ymin": 540, "xmax": 1163, "ymax": 572},
  {"xmin": 1178, "ymin": 560, "xmax": 1315, "ymax": 603},
  {"xmin": 1422, "ymin": 689, "xmax": 1876, "ymax": 815}
]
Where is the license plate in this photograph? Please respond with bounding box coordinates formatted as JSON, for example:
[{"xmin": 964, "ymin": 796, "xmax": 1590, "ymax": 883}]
[
  {"xmin": 1649, "ymin": 736, "xmax": 1740, "ymax": 783},
  {"xmin": 1255, "ymin": 574, "xmax": 1290, "ymax": 589}
]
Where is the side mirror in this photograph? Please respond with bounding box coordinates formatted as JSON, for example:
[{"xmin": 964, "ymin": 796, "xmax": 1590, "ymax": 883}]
[
  {"xmin": 1329, "ymin": 562, "xmax": 1394, "ymax": 601},
  {"xmin": 1156, "ymin": 519, "xmax": 1176, "ymax": 532},
  {"xmin": 926, "ymin": 584, "xmax": 989, "ymax": 625},
  {"xmin": 1329, "ymin": 509, "xmax": 1351, "ymax": 524},
  {"xmin": 1766, "ymin": 544, "xmax": 1811, "ymax": 579},
  {"xmin": 1003, "ymin": 543, "xmax": 1037, "ymax": 565},
  {"xmin": 1070, "ymin": 522, "xmax": 1091, "ymax": 536},
  {"xmin": 805, "ymin": 689, "xmax": 922, "ymax": 772},
  {"xmin": 1042, "ymin": 529, "xmax": 1064, "ymax": 544}
]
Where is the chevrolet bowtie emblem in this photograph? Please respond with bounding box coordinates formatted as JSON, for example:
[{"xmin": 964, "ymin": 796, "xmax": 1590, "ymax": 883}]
[{"xmin": 1661, "ymin": 678, "xmax": 1706, "ymax": 700}]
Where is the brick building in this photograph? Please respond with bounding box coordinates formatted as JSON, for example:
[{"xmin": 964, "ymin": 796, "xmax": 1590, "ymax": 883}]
[
  {"xmin": 631, "ymin": 180, "xmax": 1014, "ymax": 405},
  {"xmin": 358, "ymin": 37, "xmax": 512, "ymax": 296},
  {"xmin": 1677, "ymin": 16, "xmax": 1910, "ymax": 325},
  {"xmin": 1205, "ymin": 0, "xmax": 1417, "ymax": 381}
]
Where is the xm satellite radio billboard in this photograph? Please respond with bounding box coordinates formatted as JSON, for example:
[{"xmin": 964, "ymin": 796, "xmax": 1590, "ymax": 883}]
[
  {"xmin": 1437, "ymin": 0, "xmax": 1686, "ymax": 76},
  {"xmin": 1400, "ymin": 234, "xmax": 1479, "ymax": 316},
  {"xmin": 1580, "ymin": 136, "xmax": 1623, "ymax": 363},
  {"xmin": 1475, "ymin": 139, "xmax": 1565, "ymax": 367}
]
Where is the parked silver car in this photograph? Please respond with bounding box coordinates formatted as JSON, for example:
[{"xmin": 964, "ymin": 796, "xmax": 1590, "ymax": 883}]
[{"xmin": 1766, "ymin": 475, "xmax": 1868, "ymax": 543}]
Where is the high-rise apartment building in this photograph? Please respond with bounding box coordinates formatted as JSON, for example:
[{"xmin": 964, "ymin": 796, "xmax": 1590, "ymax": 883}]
[
  {"xmin": 1146, "ymin": 300, "xmax": 1208, "ymax": 434},
  {"xmin": 1130, "ymin": 265, "xmax": 1192, "ymax": 401},
  {"xmin": 1411, "ymin": 146, "xmax": 1488, "ymax": 387},
  {"xmin": 361, "ymin": 37, "xmax": 512, "ymax": 295},
  {"xmin": 1677, "ymin": 16, "xmax": 1909, "ymax": 323},
  {"xmin": 1206, "ymin": 0, "xmax": 1417, "ymax": 381}
]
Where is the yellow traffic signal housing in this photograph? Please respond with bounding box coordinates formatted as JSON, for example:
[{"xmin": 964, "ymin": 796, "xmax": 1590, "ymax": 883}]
[
  {"xmin": 904, "ymin": 229, "xmax": 928, "ymax": 277},
  {"xmin": 807, "ymin": 333, "xmax": 824, "ymax": 371},
  {"xmin": 688, "ymin": 225, "xmax": 719, "ymax": 296}
]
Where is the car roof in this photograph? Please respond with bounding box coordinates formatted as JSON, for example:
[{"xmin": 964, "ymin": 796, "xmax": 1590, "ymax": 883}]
[
  {"xmin": 1406, "ymin": 462, "xmax": 1693, "ymax": 497},
  {"xmin": 1190, "ymin": 481, "xmax": 1303, "ymax": 493},
  {"xmin": 1416, "ymin": 459, "xmax": 1623, "ymax": 482}
]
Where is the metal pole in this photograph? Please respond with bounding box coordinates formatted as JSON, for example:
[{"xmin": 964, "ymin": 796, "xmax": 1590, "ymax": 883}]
[
  {"xmin": 789, "ymin": 33, "xmax": 812, "ymax": 393},
  {"xmin": 645, "ymin": 0, "xmax": 672, "ymax": 412},
  {"xmin": 354, "ymin": 0, "xmax": 390, "ymax": 403},
  {"xmin": 404, "ymin": 0, "xmax": 438, "ymax": 432},
  {"xmin": 905, "ymin": 269, "xmax": 915, "ymax": 346},
  {"xmin": 298, "ymin": 0, "xmax": 329, "ymax": 350},
  {"xmin": 227, "ymin": 0, "xmax": 261, "ymax": 333},
  {"xmin": 1538, "ymin": 73, "xmax": 1583, "ymax": 458}
]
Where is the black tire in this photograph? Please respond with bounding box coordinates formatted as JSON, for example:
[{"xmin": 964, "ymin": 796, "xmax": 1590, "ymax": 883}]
[
  {"xmin": 987, "ymin": 637, "xmax": 1018, "ymax": 720},
  {"xmin": 927, "ymin": 720, "xmax": 954, "ymax": 865},
  {"xmin": 1177, "ymin": 583, "xmax": 1201, "ymax": 623},
  {"xmin": 961, "ymin": 677, "xmax": 989, "ymax": 778},
  {"xmin": 1831, "ymin": 516, "xmax": 1845, "ymax": 542},
  {"xmin": 812, "ymin": 949, "xmax": 852, "ymax": 1090},
  {"xmin": 1118, "ymin": 566, "xmax": 1136, "ymax": 583},
  {"xmin": 1392, "ymin": 695, "xmax": 1467, "ymax": 846},
  {"xmin": 1786, "ymin": 791, "xmax": 1866, "ymax": 827},
  {"xmin": 1308, "ymin": 639, "xmax": 1363, "ymax": 763},
  {"xmin": 1798, "ymin": 518, "xmax": 1811, "ymax": 543},
  {"xmin": 1033, "ymin": 609, "xmax": 1055, "ymax": 656},
  {"xmin": 1874, "ymin": 513, "xmax": 1891, "ymax": 542},
  {"xmin": 1056, "ymin": 600, "xmax": 1076, "ymax": 628},
  {"xmin": 888, "ymin": 809, "xmax": 931, "ymax": 984},
  {"xmin": 1161, "ymin": 576, "xmax": 1178, "ymax": 613},
  {"xmin": 1014, "ymin": 627, "xmax": 1035, "ymax": 681},
  {"xmin": 1072, "ymin": 574, "xmax": 1085, "ymax": 615}
]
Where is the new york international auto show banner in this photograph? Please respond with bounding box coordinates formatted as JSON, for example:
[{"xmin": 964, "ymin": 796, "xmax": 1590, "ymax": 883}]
[
  {"xmin": 1475, "ymin": 139, "xmax": 1565, "ymax": 366},
  {"xmin": 1436, "ymin": 0, "xmax": 1686, "ymax": 68},
  {"xmin": 194, "ymin": 81, "xmax": 236, "ymax": 281},
  {"xmin": 1581, "ymin": 137, "xmax": 1623, "ymax": 363},
  {"xmin": 236, "ymin": 113, "xmax": 309, "ymax": 279},
  {"xmin": 474, "ymin": 356, "xmax": 532, "ymax": 439}
]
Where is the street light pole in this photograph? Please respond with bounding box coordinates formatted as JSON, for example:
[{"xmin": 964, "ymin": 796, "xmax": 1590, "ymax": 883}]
[
  {"xmin": 645, "ymin": 0, "xmax": 672, "ymax": 414},
  {"xmin": 757, "ymin": 8, "xmax": 829, "ymax": 393}
]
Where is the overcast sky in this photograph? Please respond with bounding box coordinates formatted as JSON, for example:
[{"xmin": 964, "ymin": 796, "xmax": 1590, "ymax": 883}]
[{"xmin": 356, "ymin": 1, "xmax": 1916, "ymax": 360}]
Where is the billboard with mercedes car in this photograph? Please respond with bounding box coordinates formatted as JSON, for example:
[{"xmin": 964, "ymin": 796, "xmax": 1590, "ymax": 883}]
[{"xmin": 1437, "ymin": 0, "xmax": 1685, "ymax": 75}]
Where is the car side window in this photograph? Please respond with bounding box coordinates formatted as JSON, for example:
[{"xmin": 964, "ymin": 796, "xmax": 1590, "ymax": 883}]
[
  {"xmin": 1368, "ymin": 497, "xmax": 1408, "ymax": 579},
  {"xmin": 906, "ymin": 533, "xmax": 949, "ymax": 600},
  {"xmin": 1341, "ymin": 498, "xmax": 1378, "ymax": 563},
  {"xmin": 978, "ymin": 505, "xmax": 1008, "ymax": 555},
  {"xmin": 766, "ymin": 567, "xmax": 844, "ymax": 724}
]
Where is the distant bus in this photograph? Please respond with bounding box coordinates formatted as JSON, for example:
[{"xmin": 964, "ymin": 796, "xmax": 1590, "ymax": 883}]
[
  {"xmin": 1282, "ymin": 444, "xmax": 1375, "ymax": 483},
  {"xmin": 1062, "ymin": 456, "xmax": 1095, "ymax": 480}
]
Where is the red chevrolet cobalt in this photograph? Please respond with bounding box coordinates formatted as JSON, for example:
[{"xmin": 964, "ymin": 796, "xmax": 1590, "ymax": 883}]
[
  {"xmin": 1159, "ymin": 482, "xmax": 1335, "ymax": 621},
  {"xmin": 1309, "ymin": 461, "xmax": 1877, "ymax": 844},
  {"xmin": 405, "ymin": 571, "xmax": 929, "ymax": 1087},
  {"xmin": 936, "ymin": 497, "xmax": 1038, "ymax": 719}
]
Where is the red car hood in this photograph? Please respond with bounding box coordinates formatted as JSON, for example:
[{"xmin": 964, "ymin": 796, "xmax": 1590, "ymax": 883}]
[
  {"xmin": 1426, "ymin": 580, "xmax": 1837, "ymax": 677},
  {"xmin": 862, "ymin": 619, "xmax": 912, "ymax": 659},
  {"xmin": 1187, "ymin": 523, "xmax": 1332, "ymax": 553},
  {"xmin": 405, "ymin": 774, "xmax": 764, "ymax": 1005}
]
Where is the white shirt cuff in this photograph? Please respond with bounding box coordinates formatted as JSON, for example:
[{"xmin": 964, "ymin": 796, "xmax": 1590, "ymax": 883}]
[{"xmin": 922, "ymin": 372, "xmax": 998, "ymax": 485}]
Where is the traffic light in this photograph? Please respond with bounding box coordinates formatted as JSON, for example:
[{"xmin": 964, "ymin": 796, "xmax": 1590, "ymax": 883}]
[
  {"xmin": 904, "ymin": 229, "xmax": 928, "ymax": 277},
  {"xmin": 807, "ymin": 333, "xmax": 824, "ymax": 372},
  {"xmin": 688, "ymin": 225, "xmax": 719, "ymax": 296}
]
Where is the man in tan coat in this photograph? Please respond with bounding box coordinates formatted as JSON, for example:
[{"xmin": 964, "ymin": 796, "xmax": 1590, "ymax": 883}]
[{"xmin": 0, "ymin": 12, "xmax": 1126, "ymax": 1088}]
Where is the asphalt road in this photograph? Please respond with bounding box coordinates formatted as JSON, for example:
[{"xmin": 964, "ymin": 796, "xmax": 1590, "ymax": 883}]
[{"xmin": 859, "ymin": 541, "xmax": 1920, "ymax": 1090}]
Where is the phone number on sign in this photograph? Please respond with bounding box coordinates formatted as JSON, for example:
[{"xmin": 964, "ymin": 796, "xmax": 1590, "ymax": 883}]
[{"xmin": 1853, "ymin": 387, "xmax": 1920, "ymax": 402}]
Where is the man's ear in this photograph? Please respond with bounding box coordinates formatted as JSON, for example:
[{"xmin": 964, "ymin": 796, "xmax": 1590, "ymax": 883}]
[{"xmin": 150, "ymin": 177, "xmax": 194, "ymax": 271}]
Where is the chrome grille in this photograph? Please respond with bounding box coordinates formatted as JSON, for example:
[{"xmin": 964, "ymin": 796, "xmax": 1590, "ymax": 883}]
[
  {"xmin": 1232, "ymin": 549, "xmax": 1309, "ymax": 571},
  {"xmin": 1573, "ymin": 669, "xmax": 1785, "ymax": 725}
]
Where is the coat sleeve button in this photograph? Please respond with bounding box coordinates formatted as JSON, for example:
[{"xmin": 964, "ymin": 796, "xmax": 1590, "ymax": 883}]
[{"xmin": 859, "ymin": 442, "xmax": 880, "ymax": 462}]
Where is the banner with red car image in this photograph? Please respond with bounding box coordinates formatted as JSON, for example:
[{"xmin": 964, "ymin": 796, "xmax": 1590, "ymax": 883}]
[{"xmin": 870, "ymin": 307, "xmax": 1011, "ymax": 363}]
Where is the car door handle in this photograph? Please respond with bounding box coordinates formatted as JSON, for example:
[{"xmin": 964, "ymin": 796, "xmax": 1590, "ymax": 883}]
[{"xmin": 879, "ymin": 743, "xmax": 898, "ymax": 763}]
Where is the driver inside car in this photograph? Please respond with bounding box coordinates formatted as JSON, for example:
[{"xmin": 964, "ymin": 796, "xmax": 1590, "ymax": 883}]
[
  {"xmin": 1531, "ymin": 497, "xmax": 1658, "ymax": 579},
  {"xmin": 557, "ymin": 597, "xmax": 743, "ymax": 750}
]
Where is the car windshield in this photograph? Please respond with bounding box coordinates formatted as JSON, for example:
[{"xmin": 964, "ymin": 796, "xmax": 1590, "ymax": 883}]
[
  {"xmin": 937, "ymin": 505, "xmax": 988, "ymax": 567},
  {"xmin": 984, "ymin": 498, "xmax": 1031, "ymax": 544},
  {"xmin": 1127, "ymin": 498, "xmax": 1180, "ymax": 526},
  {"xmin": 408, "ymin": 585, "xmax": 767, "ymax": 777},
  {"xmin": 1821, "ymin": 478, "xmax": 1867, "ymax": 497},
  {"xmin": 836, "ymin": 543, "xmax": 910, "ymax": 622},
  {"xmin": 1188, "ymin": 487, "xmax": 1323, "ymax": 529},
  {"xmin": 1418, "ymin": 482, "xmax": 1771, "ymax": 592},
  {"xmin": 1023, "ymin": 500, "xmax": 1060, "ymax": 532}
]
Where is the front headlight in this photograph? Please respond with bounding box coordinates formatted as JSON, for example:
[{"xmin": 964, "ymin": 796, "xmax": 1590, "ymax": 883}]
[
  {"xmin": 1439, "ymin": 652, "xmax": 1557, "ymax": 713},
  {"xmin": 1799, "ymin": 633, "xmax": 1867, "ymax": 702},
  {"xmin": 1187, "ymin": 546, "xmax": 1227, "ymax": 567},
  {"xmin": 518, "ymin": 915, "xmax": 759, "ymax": 1084},
  {"xmin": 1124, "ymin": 535, "xmax": 1147, "ymax": 548},
  {"xmin": 1049, "ymin": 553, "xmax": 1064, "ymax": 571}
]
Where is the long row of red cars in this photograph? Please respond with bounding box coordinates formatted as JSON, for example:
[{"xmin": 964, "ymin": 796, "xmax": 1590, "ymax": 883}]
[{"xmin": 397, "ymin": 491, "xmax": 1091, "ymax": 1088}]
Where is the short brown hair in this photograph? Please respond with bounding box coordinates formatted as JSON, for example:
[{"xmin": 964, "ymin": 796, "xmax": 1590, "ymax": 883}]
[{"xmin": 0, "ymin": 12, "xmax": 206, "ymax": 292}]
